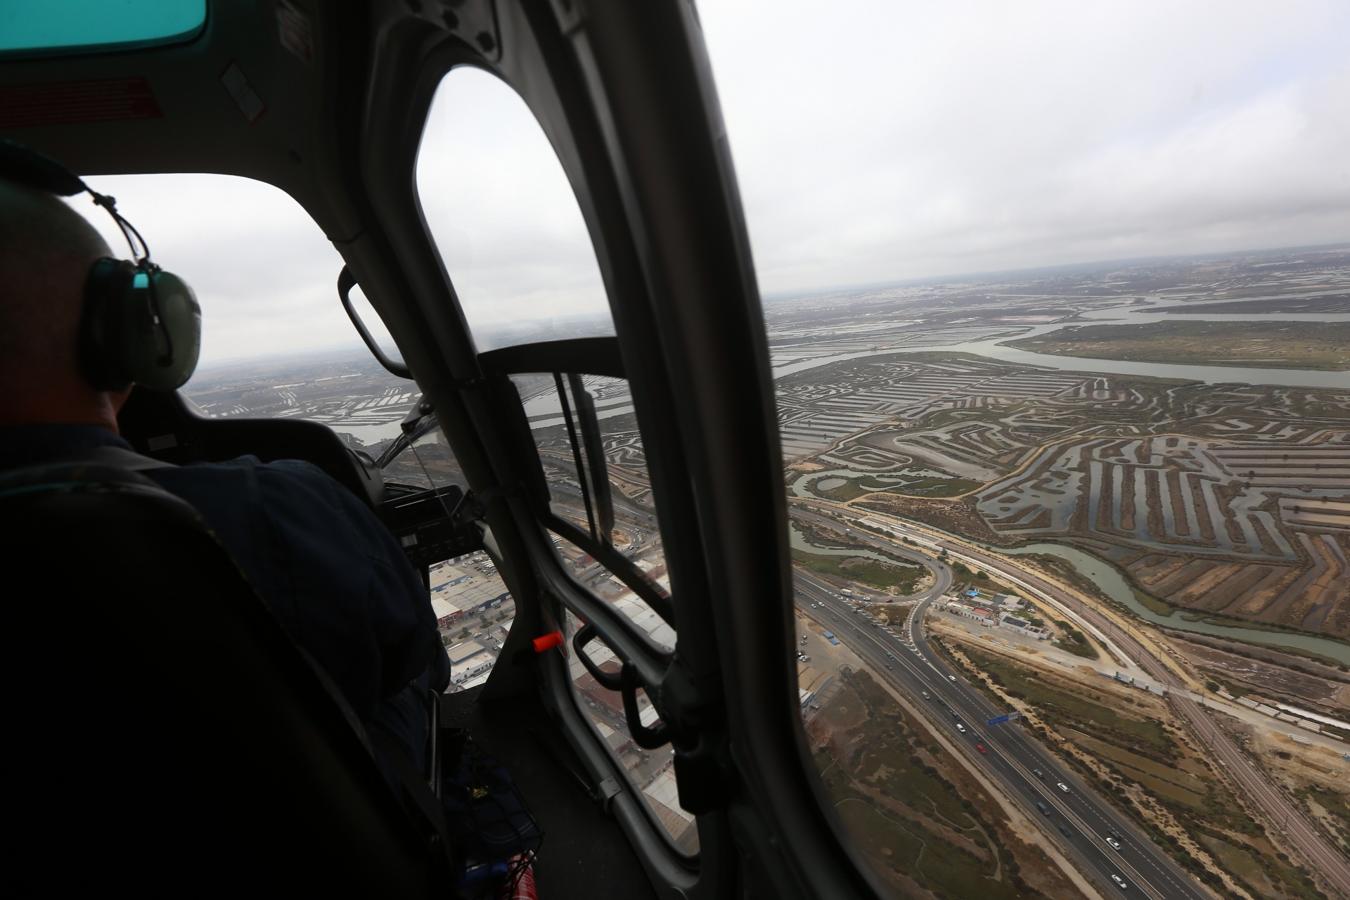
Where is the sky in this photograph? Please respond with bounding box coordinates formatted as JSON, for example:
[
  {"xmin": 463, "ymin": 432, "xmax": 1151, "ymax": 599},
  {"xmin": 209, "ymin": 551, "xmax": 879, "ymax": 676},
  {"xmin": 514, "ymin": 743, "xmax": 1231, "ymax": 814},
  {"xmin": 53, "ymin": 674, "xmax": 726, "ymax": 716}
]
[{"xmin": 70, "ymin": 0, "xmax": 1350, "ymax": 367}]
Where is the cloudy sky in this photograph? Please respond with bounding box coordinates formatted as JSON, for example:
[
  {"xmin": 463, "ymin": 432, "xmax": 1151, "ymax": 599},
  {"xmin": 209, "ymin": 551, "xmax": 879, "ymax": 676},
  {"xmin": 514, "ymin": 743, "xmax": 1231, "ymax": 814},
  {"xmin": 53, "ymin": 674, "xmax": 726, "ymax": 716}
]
[{"xmin": 73, "ymin": 0, "xmax": 1350, "ymax": 367}]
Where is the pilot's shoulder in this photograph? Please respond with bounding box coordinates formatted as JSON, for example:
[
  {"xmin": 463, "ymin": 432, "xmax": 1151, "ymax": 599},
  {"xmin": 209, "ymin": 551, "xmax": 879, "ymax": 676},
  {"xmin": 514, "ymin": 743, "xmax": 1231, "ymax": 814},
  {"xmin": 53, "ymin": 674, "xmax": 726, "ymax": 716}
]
[{"xmin": 248, "ymin": 457, "xmax": 368, "ymax": 512}]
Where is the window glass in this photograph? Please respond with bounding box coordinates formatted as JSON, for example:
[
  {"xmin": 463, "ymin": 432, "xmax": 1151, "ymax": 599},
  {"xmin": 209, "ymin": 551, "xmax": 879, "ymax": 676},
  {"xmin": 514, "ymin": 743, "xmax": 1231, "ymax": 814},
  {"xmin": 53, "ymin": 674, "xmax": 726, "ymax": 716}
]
[
  {"xmin": 433, "ymin": 551, "xmax": 514, "ymax": 691},
  {"xmin": 379, "ymin": 422, "xmax": 465, "ymax": 492},
  {"xmin": 513, "ymin": 373, "xmax": 672, "ymax": 635},
  {"xmin": 563, "ymin": 610, "xmax": 697, "ymax": 854},
  {"xmin": 417, "ymin": 67, "xmax": 690, "ymax": 855},
  {"xmin": 415, "ymin": 67, "xmax": 614, "ymax": 350},
  {"xmin": 552, "ymin": 532, "xmax": 674, "ymax": 652},
  {"xmin": 698, "ymin": 2, "xmax": 1350, "ymax": 897},
  {"xmin": 69, "ymin": 173, "xmax": 422, "ymax": 459}
]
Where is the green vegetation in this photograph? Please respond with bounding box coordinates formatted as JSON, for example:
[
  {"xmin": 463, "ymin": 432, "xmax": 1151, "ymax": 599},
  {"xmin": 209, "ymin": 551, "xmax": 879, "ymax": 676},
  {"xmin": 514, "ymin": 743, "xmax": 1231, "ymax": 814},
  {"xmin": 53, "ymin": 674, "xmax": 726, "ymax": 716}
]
[
  {"xmin": 1204, "ymin": 677, "xmax": 1248, "ymax": 699},
  {"xmin": 835, "ymin": 801, "xmax": 1026, "ymax": 899},
  {"xmin": 810, "ymin": 472, "xmax": 981, "ymax": 501},
  {"xmin": 963, "ymin": 646, "xmax": 1172, "ymax": 754},
  {"xmin": 1299, "ymin": 785, "xmax": 1350, "ymax": 853},
  {"xmin": 898, "ymin": 476, "xmax": 983, "ymax": 497},
  {"xmin": 950, "ymin": 564, "xmax": 1017, "ymax": 596},
  {"xmin": 1052, "ymin": 620, "xmax": 1098, "ymax": 660},
  {"xmin": 792, "ymin": 547, "xmax": 926, "ymax": 594},
  {"xmin": 1156, "ymin": 294, "xmax": 1350, "ymax": 316},
  {"xmin": 1132, "ymin": 588, "xmax": 1174, "ymax": 617},
  {"xmin": 1069, "ymin": 730, "xmax": 1208, "ymax": 808},
  {"xmin": 1197, "ymin": 832, "xmax": 1326, "ymax": 900},
  {"xmin": 1006, "ymin": 320, "xmax": 1350, "ymax": 371},
  {"xmin": 814, "ymin": 671, "xmax": 1031, "ymax": 899}
]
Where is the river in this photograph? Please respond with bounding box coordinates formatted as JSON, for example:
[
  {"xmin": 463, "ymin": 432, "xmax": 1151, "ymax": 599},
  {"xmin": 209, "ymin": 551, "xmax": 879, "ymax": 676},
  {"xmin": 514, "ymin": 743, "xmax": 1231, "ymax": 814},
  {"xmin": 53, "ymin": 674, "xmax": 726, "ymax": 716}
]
[
  {"xmin": 771, "ymin": 299, "xmax": 1350, "ymax": 388},
  {"xmin": 997, "ymin": 541, "xmax": 1350, "ymax": 665}
]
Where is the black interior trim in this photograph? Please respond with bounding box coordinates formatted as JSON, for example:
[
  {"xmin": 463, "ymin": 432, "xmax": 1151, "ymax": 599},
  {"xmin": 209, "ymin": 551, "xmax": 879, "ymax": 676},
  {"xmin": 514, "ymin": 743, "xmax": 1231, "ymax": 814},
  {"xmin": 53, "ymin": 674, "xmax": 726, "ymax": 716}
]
[{"xmin": 478, "ymin": 336, "xmax": 624, "ymax": 379}]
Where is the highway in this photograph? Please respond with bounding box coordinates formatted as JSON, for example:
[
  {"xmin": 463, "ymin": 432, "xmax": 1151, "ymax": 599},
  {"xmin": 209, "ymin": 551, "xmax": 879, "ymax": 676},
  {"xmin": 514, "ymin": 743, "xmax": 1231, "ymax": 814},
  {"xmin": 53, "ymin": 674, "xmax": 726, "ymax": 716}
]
[
  {"xmin": 795, "ymin": 501, "xmax": 1350, "ymax": 899},
  {"xmin": 792, "ymin": 513, "xmax": 1209, "ymax": 900},
  {"xmin": 796, "ymin": 573, "xmax": 1207, "ymax": 900}
]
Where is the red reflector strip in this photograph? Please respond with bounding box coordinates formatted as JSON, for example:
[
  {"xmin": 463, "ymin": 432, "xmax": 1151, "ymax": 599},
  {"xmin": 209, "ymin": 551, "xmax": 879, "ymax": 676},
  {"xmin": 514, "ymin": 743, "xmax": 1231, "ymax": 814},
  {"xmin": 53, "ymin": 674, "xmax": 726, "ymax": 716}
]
[{"xmin": 0, "ymin": 77, "xmax": 162, "ymax": 129}]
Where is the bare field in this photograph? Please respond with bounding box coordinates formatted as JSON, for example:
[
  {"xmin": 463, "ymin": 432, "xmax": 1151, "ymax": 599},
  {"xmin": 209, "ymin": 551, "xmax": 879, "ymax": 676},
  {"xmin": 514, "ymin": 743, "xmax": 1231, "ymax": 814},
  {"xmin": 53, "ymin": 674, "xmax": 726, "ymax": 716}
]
[
  {"xmin": 1005, "ymin": 321, "xmax": 1350, "ymax": 371},
  {"xmin": 1171, "ymin": 634, "xmax": 1350, "ymax": 716},
  {"xmin": 1233, "ymin": 723, "xmax": 1350, "ymax": 857}
]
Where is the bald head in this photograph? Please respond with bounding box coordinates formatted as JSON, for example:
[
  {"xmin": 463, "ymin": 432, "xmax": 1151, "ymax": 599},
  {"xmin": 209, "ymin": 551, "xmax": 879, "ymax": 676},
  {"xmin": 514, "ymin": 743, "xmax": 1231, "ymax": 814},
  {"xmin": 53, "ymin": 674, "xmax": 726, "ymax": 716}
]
[{"xmin": 0, "ymin": 177, "xmax": 118, "ymax": 426}]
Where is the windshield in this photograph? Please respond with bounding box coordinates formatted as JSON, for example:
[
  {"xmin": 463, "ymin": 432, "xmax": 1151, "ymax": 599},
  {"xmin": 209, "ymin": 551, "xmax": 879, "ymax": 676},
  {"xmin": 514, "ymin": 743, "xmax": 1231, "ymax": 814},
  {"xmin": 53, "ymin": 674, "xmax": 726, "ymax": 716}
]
[{"xmin": 700, "ymin": 2, "xmax": 1350, "ymax": 898}]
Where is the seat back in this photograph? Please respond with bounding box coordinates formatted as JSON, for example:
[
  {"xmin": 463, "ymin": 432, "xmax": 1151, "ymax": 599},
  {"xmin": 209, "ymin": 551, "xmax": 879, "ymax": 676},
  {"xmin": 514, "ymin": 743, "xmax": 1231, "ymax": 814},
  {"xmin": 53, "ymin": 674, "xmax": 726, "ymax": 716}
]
[
  {"xmin": 1, "ymin": 462, "xmax": 437, "ymax": 896},
  {"xmin": 118, "ymin": 387, "xmax": 386, "ymax": 507}
]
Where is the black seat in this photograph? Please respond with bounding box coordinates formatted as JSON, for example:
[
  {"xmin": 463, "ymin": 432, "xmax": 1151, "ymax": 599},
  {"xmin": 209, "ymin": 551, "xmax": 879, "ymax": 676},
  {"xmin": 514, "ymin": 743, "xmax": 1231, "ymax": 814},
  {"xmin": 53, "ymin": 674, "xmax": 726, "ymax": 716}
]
[
  {"xmin": 1, "ymin": 461, "xmax": 443, "ymax": 896},
  {"xmin": 117, "ymin": 387, "xmax": 385, "ymax": 507}
]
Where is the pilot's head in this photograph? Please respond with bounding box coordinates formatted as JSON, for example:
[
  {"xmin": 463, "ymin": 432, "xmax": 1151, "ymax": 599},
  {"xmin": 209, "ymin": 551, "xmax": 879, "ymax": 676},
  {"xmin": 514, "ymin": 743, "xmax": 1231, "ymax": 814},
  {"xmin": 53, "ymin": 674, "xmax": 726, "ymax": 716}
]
[{"xmin": 0, "ymin": 176, "xmax": 125, "ymax": 429}]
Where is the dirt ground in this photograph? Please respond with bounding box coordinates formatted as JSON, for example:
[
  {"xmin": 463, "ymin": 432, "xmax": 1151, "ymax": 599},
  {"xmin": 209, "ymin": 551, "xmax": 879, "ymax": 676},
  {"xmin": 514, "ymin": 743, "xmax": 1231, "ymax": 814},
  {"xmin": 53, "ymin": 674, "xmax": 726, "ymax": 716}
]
[
  {"xmin": 1171, "ymin": 634, "xmax": 1350, "ymax": 716},
  {"xmin": 1229, "ymin": 721, "xmax": 1350, "ymax": 855}
]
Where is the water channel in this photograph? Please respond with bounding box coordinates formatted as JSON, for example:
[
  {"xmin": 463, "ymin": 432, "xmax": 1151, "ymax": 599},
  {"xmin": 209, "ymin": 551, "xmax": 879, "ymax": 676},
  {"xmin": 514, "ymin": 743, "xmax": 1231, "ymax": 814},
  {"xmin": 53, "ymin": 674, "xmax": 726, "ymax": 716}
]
[
  {"xmin": 789, "ymin": 519, "xmax": 925, "ymax": 571},
  {"xmin": 771, "ymin": 300, "xmax": 1350, "ymax": 387},
  {"xmin": 998, "ymin": 542, "xmax": 1350, "ymax": 664}
]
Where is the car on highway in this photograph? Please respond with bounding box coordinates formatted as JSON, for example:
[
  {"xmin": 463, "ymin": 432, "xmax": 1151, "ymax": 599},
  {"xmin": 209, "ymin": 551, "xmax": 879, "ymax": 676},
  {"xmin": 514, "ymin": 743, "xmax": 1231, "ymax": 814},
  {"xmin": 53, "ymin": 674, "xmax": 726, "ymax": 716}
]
[
  {"xmin": 1110, "ymin": 873, "xmax": 1129, "ymax": 890},
  {"xmin": 955, "ymin": 723, "xmax": 966, "ymax": 733},
  {"xmin": 1056, "ymin": 782, "xmax": 1070, "ymax": 793},
  {"xmin": 1032, "ymin": 768, "xmax": 1044, "ymax": 780},
  {"xmin": 947, "ymin": 675, "xmax": 956, "ymax": 682},
  {"xmin": 1034, "ymin": 801, "xmax": 1049, "ymax": 815},
  {"xmin": 975, "ymin": 743, "xmax": 988, "ymax": 754},
  {"xmin": 920, "ymin": 690, "xmax": 930, "ymax": 699},
  {"xmin": 1105, "ymin": 836, "xmax": 1122, "ymax": 850}
]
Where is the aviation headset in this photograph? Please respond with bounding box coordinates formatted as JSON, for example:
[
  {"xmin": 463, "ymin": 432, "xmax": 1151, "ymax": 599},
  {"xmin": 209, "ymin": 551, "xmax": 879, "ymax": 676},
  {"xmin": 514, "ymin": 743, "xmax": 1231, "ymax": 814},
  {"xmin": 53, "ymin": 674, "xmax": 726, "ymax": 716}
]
[{"xmin": 0, "ymin": 139, "xmax": 200, "ymax": 391}]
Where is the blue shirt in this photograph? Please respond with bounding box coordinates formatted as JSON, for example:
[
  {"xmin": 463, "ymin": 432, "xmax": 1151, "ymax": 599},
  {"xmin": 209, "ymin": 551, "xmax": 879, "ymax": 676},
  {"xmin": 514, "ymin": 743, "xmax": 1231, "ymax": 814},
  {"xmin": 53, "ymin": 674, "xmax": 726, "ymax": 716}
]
[{"xmin": 0, "ymin": 423, "xmax": 451, "ymax": 762}]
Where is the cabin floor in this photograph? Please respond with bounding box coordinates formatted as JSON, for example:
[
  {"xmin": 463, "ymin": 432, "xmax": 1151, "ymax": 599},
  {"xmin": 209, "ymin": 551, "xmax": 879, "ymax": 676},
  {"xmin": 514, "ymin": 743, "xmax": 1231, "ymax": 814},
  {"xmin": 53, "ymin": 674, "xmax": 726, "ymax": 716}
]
[{"xmin": 439, "ymin": 687, "xmax": 658, "ymax": 899}]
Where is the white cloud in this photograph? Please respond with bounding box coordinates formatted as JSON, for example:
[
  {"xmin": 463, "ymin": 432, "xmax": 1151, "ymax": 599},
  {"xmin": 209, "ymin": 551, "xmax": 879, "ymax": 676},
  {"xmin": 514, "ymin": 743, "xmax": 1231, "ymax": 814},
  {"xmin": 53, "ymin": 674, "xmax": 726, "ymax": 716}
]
[{"xmin": 62, "ymin": 1, "xmax": 1350, "ymax": 363}]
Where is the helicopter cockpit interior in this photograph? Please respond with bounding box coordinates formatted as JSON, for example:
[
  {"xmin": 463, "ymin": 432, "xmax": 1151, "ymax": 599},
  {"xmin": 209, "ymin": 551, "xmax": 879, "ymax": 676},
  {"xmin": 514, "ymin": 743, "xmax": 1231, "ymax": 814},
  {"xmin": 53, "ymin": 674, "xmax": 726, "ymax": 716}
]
[{"xmin": 0, "ymin": 1, "xmax": 879, "ymax": 897}]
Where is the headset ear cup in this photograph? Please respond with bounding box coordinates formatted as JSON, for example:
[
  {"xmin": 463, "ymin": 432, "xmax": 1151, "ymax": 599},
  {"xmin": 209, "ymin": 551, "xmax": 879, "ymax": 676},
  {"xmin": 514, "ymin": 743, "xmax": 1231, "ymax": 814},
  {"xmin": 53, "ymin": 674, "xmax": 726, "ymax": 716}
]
[
  {"xmin": 78, "ymin": 261, "xmax": 202, "ymax": 392},
  {"xmin": 133, "ymin": 270, "xmax": 201, "ymax": 391},
  {"xmin": 79, "ymin": 258, "xmax": 136, "ymax": 391}
]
